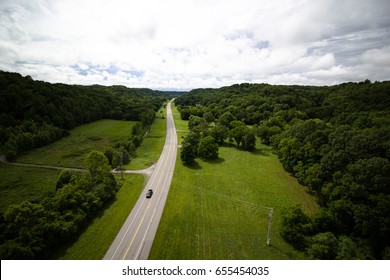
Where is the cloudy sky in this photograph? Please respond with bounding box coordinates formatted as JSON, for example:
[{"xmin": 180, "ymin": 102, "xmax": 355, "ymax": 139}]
[{"xmin": 1, "ymin": 0, "xmax": 390, "ymax": 90}]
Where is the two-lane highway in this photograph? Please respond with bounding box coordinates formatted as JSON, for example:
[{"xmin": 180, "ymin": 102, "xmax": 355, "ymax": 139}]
[{"xmin": 104, "ymin": 100, "xmax": 177, "ymax": 260}]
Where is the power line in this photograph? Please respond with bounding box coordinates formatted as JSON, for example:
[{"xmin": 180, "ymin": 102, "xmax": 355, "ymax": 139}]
[{"xmin": 172, "ymin": 179, "xmax": 274, "ymax": 245}]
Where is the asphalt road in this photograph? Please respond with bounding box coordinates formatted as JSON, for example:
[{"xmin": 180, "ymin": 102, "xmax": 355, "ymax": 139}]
[{"xmin": 103, "ymin": 100, "xmax": 177, "ymax": 260}]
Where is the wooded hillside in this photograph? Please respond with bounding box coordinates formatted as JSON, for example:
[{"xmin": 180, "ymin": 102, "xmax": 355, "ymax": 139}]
[{"xmin": 0, "ymin": 70, "xmax": 168, "ymax": 159}]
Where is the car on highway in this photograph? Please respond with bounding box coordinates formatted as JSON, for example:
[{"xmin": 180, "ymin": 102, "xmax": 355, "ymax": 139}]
[{"xmin": 146, "ymin": 189, "xmax": 153, "ymax": 198}]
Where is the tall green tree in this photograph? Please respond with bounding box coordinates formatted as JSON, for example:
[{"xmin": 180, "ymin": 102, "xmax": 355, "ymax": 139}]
[
  {"xmin": 197, "ymin": 136, "xmax": 219, "ymax": 160},
  {"xmin": 243, "ymin": 129, "xmax": 256, "ymax": 151},
  {"xmin": 229, "ymin": 125, "xmax": 246, "ymax": 147},
  {"xmin": 306, "ymin": 232, "xmax": 339, "ymax": 260},
  {"xmin": 83, "ymin": 151, "xmax": 112, "ymax": 183},
  {"xmin": 180, "ymin": 141, "xmax": 197, "ymax": 165},
  {"xmin": 210, "ymin": 125, "xmax": 229, "ymax": 144}
]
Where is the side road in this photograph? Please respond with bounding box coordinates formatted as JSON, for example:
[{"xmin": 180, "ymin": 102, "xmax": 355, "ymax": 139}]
[{"xmin": 0, "ymin": 154, "xmax": 155, "ymax": 176}]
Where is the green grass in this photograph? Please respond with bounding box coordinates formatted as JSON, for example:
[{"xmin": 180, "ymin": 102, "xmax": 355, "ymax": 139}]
[
  {"xmin": 171, "ymin": 103, "xmax": 190, "ymax": 146},
  {"xmin": 126, "ymin": 108, "xmax": 167, "ymax": 170},
  {"xmin": 52, "ymin": 174, "xmax": 145, "ymax": 260},
  {"xmin": 0, "ymin": 163, "xmax": 60, "ymax": 212},
  {"xmin": 17, "ymin": 119, "xmax": 137, "ymax": 168},
  {"xmin": 149, "ymin": 113, "xmax": 318, "ymax": 260}
]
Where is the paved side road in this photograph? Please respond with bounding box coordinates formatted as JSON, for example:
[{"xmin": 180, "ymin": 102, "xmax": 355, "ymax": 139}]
[
  {"xmin": 103, "ymin": 100, "xmax": 178, "ymax": 260},
  {"xmin": 0, "ymin": 155, "xmax": 87, "ymax": 172},
  {"xmin": 0, "ymin": 156, "xmax": 155, "ymax": 176}
]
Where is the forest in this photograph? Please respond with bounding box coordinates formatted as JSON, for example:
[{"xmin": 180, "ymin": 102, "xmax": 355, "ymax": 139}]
[
  {"xmin": 0, "ymin": 70, "xmax": 168, "ymax": 160},
  {"xmin": 0, "ymin": 70, "xmax": 168, "ymax": 259},
  {"xmin": 174, "ymin": 80, "xmax": 390, "ymax": 259}
]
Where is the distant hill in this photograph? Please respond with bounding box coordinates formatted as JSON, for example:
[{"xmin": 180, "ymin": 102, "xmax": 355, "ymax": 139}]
[{"xmin": 162, "ymin": 91, "xmax": 188, "ymax": 96}]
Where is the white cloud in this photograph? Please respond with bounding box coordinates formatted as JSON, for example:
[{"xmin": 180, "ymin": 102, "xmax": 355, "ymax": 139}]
[{"xmin": 0, "ymin": 0, "xmax": 389, "ymax": 90}]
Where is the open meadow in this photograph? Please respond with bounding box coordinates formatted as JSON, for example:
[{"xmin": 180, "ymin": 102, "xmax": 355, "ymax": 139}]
[
  {"xmin": 149, "ymin": 104, "xmax": 318, "ymax": 260},
  {"xmin": 0, "ymin": 164, "xmax": 60, "ymax": 212},
  {"xmin": 16, "ymin": 119, "xmax": 137, "ymax": 168}
]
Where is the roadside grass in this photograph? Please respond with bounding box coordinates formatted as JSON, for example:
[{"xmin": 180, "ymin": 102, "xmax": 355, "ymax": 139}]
[
  {"xmin": 126, "ymin": 108, "xmax": 167, "ymax": 170},
  {"xmin": 52, "ymin": 174, "xmax": 145, "ymax": 260},
  {"xmin": 149, "ymin": 120, "xmax": 318, "ymax": 260},
  {"xmin": 0, "ymin": 163, "xmax": 60, "ymax": 212},
  {"xmin": 171, "ymin": 103, "xmax": 189, "ymax": 145},
  {"xmin": 16, "ymin": 119, "xmax": 137, "ymax": 168}
]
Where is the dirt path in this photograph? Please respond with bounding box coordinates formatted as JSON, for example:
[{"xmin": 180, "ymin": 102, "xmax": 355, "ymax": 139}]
[{"xmin": 0, "ymin": 155, "xmax": 155, "ymax": 176}]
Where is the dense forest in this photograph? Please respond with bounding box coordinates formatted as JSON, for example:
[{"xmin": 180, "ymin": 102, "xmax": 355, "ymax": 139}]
[
  {"xmin": 0, "ymin": 70, "xmax": 168, "ymax": 160},
  {"xmin": 174, "ymin": 81, "xmax": 390, "ymax": 259},
  {"xmin": 0, "ymin": 70, "xmax": 169, "ymax": 259}
]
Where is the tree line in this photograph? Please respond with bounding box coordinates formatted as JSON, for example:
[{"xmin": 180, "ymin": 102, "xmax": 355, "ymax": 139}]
[
  {"xmin": 0, "ymin": 151, "xmax": 118, "ymax": 259},
  {"xmin": 0, "ymin": 70, "xmax": 168, "ymax": 159},
  {"xmin": 174, "ymin": 80, "xmax": 390, "ymax": 259}
]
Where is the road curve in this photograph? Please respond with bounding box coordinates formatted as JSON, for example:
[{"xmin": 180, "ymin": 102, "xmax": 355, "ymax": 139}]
[{"xmin": 103, "ymin": 100, "xmax": 177, "ymax": 260}]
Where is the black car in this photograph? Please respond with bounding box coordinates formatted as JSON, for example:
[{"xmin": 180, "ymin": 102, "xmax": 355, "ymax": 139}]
[{"xmin": 146, "ymin": 189, "xmax": 153, "ymax": 198}]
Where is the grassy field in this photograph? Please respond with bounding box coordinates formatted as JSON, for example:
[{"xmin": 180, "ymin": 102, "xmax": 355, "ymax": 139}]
[
  {"xmin": 172, "ymin": 105, "xmax": 190, "ymax": 145},
  {"xmin": 149, "ymin": 104, "xmax": 318, "ymax": 260},
  {"xmin": 17, "ymin": 119, "xmax": 137, "ymax": 168},
  {"xmin": 52, "ymin": 174, "xmax": 145, "ymax": 259},
  {"xmin": 0, "ymin": 163, "xmax": 60, "ymax": 212}
]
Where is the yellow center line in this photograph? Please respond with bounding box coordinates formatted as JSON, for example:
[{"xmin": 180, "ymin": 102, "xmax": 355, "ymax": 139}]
[
  {"xmin": 122, "ymin": 198, "xmax": 152, "ymax": 259},
  {"xmin": 120, "ymin": 102, "xmax": 176, "ymax": 260}
]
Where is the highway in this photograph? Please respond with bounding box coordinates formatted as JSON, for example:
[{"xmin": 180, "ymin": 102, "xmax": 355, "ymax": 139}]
[{"xmin": 103, "ymin": 100, "xmax": 177, "ymax": 260}]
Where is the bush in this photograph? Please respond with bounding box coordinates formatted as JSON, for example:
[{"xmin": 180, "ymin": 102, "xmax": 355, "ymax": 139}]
[{"xmin": 280, "ymin": 206, "xmax": 313, "ymax": 251}]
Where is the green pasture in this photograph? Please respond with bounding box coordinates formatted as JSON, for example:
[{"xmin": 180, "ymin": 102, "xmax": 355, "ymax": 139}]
[
  {"xmin": 171, "ymin": 103, "xmax": 190, "ymax": 145},
  {"xmin": 150, "ymin": 110, "xmax": 318, "ymax": 260},
  {"xmin": 52, "ymin": 174, "xmax": 145, "ymax": 259},
  {"xmin": 16, "ymin": 119, "xmax": 136, "ymax": 168},
  {"xmin": 0, "ymin": 163, "xmax": 60, "ymax": 212}
]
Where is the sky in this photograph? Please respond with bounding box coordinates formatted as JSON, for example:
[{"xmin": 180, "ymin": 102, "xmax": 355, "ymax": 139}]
[{"xmin": 1, "ymin": 0, "xmax": 390, "ymax": 90}]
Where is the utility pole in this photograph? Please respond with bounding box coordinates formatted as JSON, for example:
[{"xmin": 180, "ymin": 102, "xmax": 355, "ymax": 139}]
[
  {"xmin": 120, "ymin": 151, "xmax": 124, "ymax": 180},
  {"xmin": 266, "ymin": 208, "xmax": 273, "ymax": 246}
]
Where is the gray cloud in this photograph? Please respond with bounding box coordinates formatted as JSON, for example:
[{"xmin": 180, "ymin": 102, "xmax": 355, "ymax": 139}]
[{"xmin": 0, "ymin": 0, "xmax": 389, "ymax": 90}]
